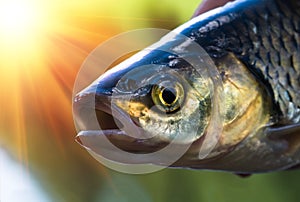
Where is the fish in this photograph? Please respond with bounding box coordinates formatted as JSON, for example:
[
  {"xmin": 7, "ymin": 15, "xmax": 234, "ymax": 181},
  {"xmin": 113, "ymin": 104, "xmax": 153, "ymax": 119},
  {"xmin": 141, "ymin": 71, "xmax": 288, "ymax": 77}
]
[{"xmin": 73, "ymin": 0, "xmax": 300, "ymax": 174}]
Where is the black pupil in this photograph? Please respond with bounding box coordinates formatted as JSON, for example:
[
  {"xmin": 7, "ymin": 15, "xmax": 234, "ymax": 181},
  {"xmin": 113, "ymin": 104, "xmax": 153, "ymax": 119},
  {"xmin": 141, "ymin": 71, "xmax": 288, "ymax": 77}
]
[{"xmin": 162, "ymin": 88, "xmax": 177, "ymax": 104}]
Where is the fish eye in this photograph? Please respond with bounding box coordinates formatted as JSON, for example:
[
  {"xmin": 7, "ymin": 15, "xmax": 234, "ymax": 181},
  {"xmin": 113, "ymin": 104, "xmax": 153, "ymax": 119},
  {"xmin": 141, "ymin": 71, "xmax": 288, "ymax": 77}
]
[
  {"xmin": 160, "ymin": 87, "xmax": 177, "ymax": 105},
  {"xmin": 151, "ymin": 81, "xmax": 184, "ymax": 113}
]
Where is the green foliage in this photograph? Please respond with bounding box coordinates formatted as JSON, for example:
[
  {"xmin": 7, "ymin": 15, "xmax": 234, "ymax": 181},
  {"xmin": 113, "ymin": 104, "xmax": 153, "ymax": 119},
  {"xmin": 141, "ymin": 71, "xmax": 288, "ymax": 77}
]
[{"xmin": 101, "ymin": 169, "xmax": 300, "ymax": 202}]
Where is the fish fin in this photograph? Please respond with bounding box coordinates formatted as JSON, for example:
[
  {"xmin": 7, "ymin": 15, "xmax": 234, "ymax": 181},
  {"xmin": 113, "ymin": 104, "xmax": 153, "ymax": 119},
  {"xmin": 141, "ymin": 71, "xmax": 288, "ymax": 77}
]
[
  {"xmin": 266, "ymin": 123, "xmax": 300, "ymax": 155},
  {"xmin": 284, "ymin": 163, "xmax": 300, "ymax": 171},
  {"xmin": 234, "ymin": 173, "xmax": 252, "ymax": 178},
  {"xmin": 266, "ymin": 123, "xmax": 300, "ymax": 139}
]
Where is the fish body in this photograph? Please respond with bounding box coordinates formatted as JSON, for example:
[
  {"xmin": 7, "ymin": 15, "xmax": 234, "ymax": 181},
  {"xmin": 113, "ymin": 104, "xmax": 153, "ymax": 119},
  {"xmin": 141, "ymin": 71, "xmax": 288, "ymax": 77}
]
[{"xmin": 74, "ymin": 0, "xmax": 300, "ymax": 174}]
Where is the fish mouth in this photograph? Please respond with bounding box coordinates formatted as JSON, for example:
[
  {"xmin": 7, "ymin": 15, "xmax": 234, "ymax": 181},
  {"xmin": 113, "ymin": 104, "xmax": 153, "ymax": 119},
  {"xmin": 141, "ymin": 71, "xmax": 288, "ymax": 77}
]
[
  {"xmin": 73, "ymin": 89, "xmax": 211, "ymax": 166},
  {"xmin": 73, "ymin": 85, "xmax": 169, "ymax": 156}
]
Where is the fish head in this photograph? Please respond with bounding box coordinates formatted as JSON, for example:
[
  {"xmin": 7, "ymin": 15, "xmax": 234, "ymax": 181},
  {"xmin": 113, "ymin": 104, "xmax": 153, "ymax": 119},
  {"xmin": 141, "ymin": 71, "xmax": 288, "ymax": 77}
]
[
  {"xmin": 73, "ymin": 30, "xmax": 273, "ymax": 172},
  {"xmin": 72, "ymin": 0, "xmax": 300, "ymax": 174}
]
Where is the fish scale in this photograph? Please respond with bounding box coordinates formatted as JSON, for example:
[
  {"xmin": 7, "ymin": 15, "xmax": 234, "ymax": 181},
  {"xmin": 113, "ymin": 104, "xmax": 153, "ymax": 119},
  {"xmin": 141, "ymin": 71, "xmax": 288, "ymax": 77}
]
[
  {"xmin": 187, "ymin": 0, "xmax": 300, "ymax": 123},
  {"xmin": 241, "ymin": 0, "xmax": 300, "ymax": 122}
]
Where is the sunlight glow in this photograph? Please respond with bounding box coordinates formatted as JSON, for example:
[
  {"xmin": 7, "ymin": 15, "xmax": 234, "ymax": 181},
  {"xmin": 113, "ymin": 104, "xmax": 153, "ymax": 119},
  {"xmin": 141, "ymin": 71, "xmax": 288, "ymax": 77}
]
[
  {"xmin": 0, "ymin": 1, "xmax": 199, "ymax": 200},
  {"xmin": 0, "ymin": 1, "xmax": 36, "ymax": 34},
  {"xmin": 0, "ymin": 0, "xmax": 44, "ymax": 42},
  {"xmin": 0, "ymin": 0, "xmax": 115, "ymax": 164},
  {"xmin": 0, "ymin": 0, "xmax": 50, "ymax": 71}
]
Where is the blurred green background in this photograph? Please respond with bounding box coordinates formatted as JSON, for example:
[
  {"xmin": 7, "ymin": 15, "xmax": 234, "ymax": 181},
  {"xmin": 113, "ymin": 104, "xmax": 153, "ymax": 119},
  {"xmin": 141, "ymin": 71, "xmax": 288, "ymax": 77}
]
[{"xmin": 1, "ymin": 0, "xmax": 300, "ymax": 202}]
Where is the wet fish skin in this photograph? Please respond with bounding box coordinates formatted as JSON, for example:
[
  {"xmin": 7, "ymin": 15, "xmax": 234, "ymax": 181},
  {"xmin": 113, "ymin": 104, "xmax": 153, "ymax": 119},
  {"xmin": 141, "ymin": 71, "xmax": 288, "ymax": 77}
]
[
  {"xmin": 178, "ymin": 0, "xmax": 300, "ymax": 172},
  {"xmin": 74, "ymin": 0, "xmax": 300, "ymax": 173},
  {"xmin": 182, "ymin": 0, "xmax": 300, "ymax": 123}
]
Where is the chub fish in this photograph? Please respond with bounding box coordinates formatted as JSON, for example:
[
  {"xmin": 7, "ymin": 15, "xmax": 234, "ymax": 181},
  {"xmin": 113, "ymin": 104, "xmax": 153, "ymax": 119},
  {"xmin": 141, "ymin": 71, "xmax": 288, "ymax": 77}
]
[{"xmin": 73, "ymin": 0, "xmax": 300, "ymax": 174}]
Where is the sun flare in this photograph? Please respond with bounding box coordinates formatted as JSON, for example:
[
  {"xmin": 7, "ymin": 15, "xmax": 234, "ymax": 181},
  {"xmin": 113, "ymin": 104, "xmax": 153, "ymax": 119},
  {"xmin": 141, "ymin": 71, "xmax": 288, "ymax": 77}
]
[
  {"xmin": 0, "ymin": 0, "xmax": 46, "ymax": 45},
  {"xmin": 0, "ymin": 1, "xmax": 37, "ymax": 35},
  {"xmin": 0, "ymin": 0, "xmax": 116, "ymax": 162},
  {"xmin": 0, "ymin": 0, "xmax": 51, "ymax": 70}
]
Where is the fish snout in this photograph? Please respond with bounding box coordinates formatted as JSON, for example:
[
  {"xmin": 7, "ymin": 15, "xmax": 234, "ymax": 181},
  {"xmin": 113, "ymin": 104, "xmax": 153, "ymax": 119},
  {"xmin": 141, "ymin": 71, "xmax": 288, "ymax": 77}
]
[
  {"xmin": 73, "ymin": 80, "xmax": 118, "ymax": 132},
  {"xmin": 72, "ymin": 74, "xmax": 165, "ymax": 155}
]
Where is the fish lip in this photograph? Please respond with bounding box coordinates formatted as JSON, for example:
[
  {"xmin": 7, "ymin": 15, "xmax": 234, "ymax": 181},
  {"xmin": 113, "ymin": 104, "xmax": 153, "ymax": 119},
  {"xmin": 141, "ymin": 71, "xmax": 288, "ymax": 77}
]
[
  {"xmin": 73, "ymin": 89, "xmax": 131, "ymax": 135},
  {"xmin": 73, "ymin": 88, "xmax": 167, "ymax": 153}
]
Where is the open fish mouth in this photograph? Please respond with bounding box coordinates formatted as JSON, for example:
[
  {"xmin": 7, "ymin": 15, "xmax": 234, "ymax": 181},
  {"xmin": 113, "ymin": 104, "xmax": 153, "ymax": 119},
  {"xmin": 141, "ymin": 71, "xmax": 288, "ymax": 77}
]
[{"xmin": 73, "ymin": 86, "xmax": 170, "ymax": 155}]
